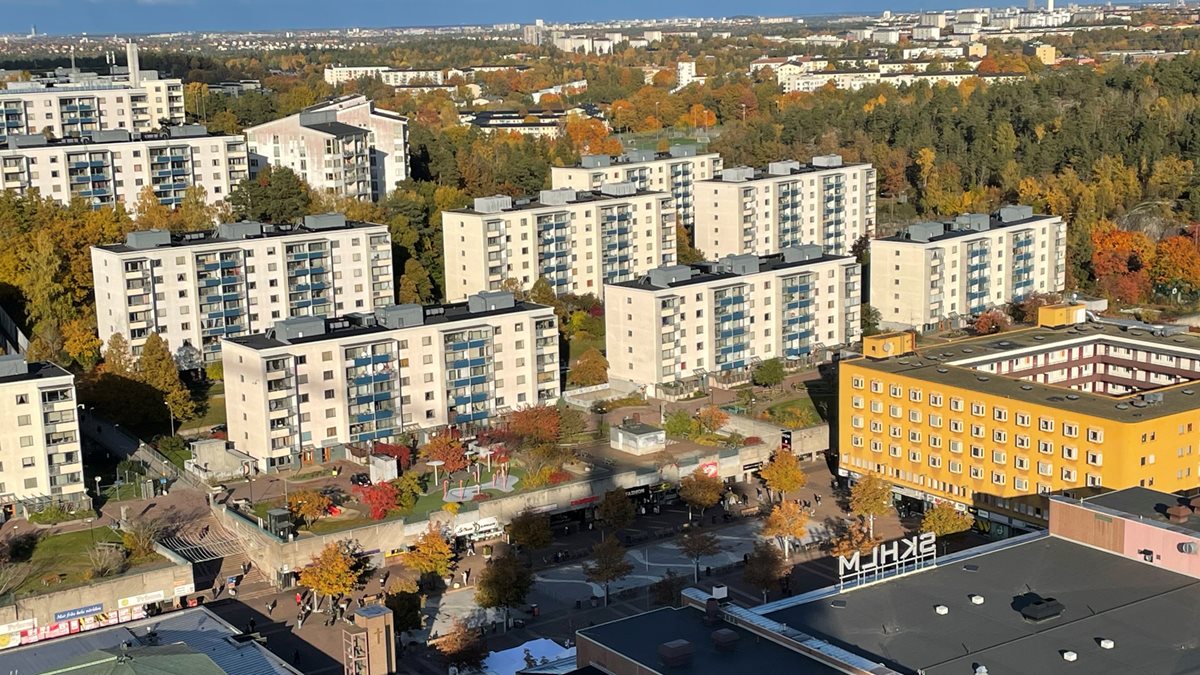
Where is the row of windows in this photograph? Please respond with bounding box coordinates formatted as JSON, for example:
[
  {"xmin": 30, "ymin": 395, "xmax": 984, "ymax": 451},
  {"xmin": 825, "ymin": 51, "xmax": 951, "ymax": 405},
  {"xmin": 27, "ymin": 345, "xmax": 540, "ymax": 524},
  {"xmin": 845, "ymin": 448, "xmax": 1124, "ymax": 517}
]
[
  {"xmin": 845, "ymin": 453, "xmax": 1101, "ymax": 488},
  {"xmin": 850, "ymin": 391, "xmax": 1103, "ymax": 441},
  {"xmin": 851, "ymin": 435, "xmax": 1102, "ymax": 469}
]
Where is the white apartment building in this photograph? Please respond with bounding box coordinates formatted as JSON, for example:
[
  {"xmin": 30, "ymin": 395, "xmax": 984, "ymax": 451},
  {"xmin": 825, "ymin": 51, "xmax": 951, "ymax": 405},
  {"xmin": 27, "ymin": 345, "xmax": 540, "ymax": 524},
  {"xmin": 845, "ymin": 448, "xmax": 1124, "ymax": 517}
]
[
  {"xmin": 245, "ymin": 95, "xmax": 408, "ymax": 202},
  {"xmin": 0, "ymin": 355, "xmax": 86, "ymax": 518},
  {"xmin": 221, "ymin": 292, "xmax": 559, "ymax": 470},
  {"xmin": 550, "ymin": 147, "xmax": 722, "ymax": 231},
  {"xmin": 323, "ymin": 66, "xmax": 458, "ymax": 87},
  {"xmin": 91, "ymin": 214, "xmax": 394, "ymax": 363},
  {"xmin": 442, "ymin": 185, "xmax": 677, "ymax": 301},
  {"xmin": 694, "ymin": 156, "xmax": 876, "ymax": 260},
  {"xmin": 0, "ymin": 125, "xmax": 247, "ymax": 212},
  {"xmin": 606, "ymin": 246, "xmax": 862, "ymax": 396},
  {"xmin": 0, "ymin": 43, "xmax": 184, "ymax": 143},
  {"xmin": 870, "ymin": 205, "xmax": 1066, "ymax": 332}
]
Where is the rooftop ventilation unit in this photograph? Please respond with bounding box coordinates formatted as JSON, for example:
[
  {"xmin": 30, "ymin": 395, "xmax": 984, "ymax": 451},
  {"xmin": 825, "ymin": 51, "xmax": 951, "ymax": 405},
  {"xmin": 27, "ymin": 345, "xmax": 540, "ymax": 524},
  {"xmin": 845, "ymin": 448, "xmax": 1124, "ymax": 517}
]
[
  {"xmin": 658, "ymin": 640, "xmax": 694, "ymax": 667},
  {"xmin": 1019, "ymin": 597, "xmax": 1065, "ymax": 623},
  {"xmin": 711, "ymin": 628, "xmax": 740, "ymax": 652},
  {"xmin": 1062, "ymin": 651, "xmax": 1078, "ymax": 662},
  {"xmin": 1166, "ymin": 504, "xmax": 1191, "ymax": 524},
  {"xmin": 970, "ymin": 595, "xmax": 985, "ymax": 605},
  {"xmin": 934, "ymin": 605, "xmax": 949, "ymax": 615},
  {"xmin": 1099, "ymin": 638, "xmax": 1115, "ymax": 650}
]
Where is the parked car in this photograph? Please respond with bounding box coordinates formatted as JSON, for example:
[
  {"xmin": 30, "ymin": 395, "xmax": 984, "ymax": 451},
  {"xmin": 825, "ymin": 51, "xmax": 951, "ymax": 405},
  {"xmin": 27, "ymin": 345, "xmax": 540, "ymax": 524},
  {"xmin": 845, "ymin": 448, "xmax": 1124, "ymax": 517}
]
[{"xmin": 349, "ymin": 473, "xmax": 372, "ymax": 487}]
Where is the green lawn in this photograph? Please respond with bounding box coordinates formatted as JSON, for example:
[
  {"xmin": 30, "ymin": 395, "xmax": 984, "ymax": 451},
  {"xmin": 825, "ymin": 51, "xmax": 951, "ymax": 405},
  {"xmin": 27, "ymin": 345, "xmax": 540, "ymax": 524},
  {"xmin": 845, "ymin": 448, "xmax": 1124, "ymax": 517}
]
[
  {"xmin": 568, "ymin": 335, "xmax": 605, "ymax": 364},
  {"xmin": 15, "ymin": 528, "xmax": 164, "ymax": 597},
  {"xmin": 159, "ymin": 445, "xmax": 191, "ymax": 470},
  {"xmin": 765, "ymin": 396, "xmax": 821, "ymax": 429}
]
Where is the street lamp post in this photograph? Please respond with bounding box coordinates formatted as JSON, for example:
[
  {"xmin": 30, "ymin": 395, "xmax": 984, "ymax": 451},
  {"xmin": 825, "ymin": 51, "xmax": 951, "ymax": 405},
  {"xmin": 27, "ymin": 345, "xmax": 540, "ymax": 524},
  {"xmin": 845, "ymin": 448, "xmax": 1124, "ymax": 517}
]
[{"xmin": 164, "ymin": 401, "xmax": 174, "ymax": 438}]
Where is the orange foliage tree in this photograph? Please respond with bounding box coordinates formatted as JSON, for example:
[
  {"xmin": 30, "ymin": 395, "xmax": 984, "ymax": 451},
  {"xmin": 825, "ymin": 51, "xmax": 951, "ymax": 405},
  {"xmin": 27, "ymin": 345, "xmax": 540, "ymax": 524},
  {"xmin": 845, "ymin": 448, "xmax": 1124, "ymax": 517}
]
[
  {"xmin": 507, "ymin": 405, "xmax": 561, "ymax": 445},
  {"xmin": 1091, "ymin": 228, "xmax": 1155, "ymax": 303},
  {"xmin": 695, "ymin": 405, "xmax": 729, "ymax": 434},
  {"xmin": 420, "ymin": 432, "xmax": 468, "ymax": 474},
  {"xmin": 973, "ymin": 309, "xmax": 1011, "ymax": 335},
  {"xmin": 1152, "ymin": 236, "xmax": 1200, "ymax": 293},
  {"xmin": 564, "ymin": 115, "xmax": 622, "ymax": 155}
]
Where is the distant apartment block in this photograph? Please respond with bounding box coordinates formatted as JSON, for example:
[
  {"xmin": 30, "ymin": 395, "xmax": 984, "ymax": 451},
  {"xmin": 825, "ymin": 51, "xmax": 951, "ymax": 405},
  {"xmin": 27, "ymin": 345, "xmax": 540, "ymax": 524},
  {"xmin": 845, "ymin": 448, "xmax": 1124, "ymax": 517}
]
[
  {"xmin": 693, "ymin": 156, "xmax": 876, "ymax": 259},
  {"xmin": 442, "ymin": 185, "xmax": 677, "ymax": 301},
  {"xmin": 606, "ymin": 247, "xmax": 861, "ymax": 396},
  {"xmin": 870, "ymin": 205, "xmax": 1066, "ymax": 332},
  {"xmin": 0, "ymin": 355, "xmax": 85, "ymax": 516},
  {"xmin": 0, "ymin": 125, "xmax": 247, "ymax": 211},
  {"xmin": 323, "ymin": 66, "xmax": 457, "ymax": 86},
  {"xmin": 0, "ymin": 43, "xmax": 184, "ymax": 144},
  {"xmin": 244, "ymin": 95, "xmax": 408, "ymax": 201},
  {"xmin": 221, "ymin": 292, "xmax": 559, "ymax": 470},
  {"xmin": 91, "ymin": 214, "xmax": 393, "ymax": 363},
  {"xmin": 550, "ymin": 147, "xmax": 722, "ymax": 232}
]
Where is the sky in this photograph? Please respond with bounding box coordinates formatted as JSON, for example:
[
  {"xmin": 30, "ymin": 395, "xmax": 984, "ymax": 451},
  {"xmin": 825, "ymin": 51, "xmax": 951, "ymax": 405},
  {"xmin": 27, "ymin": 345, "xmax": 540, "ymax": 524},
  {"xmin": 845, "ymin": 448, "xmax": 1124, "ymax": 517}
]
[{"xmin": 1, "ymin": 0, "xmax": 972, "ymax": 35}]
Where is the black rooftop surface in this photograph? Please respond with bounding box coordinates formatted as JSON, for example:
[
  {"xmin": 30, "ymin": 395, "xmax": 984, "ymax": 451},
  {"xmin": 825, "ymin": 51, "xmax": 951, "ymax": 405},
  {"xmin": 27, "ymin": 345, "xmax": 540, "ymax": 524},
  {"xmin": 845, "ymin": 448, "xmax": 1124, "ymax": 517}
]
[
  {"xmin": 612, "ymin": 253, "xmax": 853, "ymax": 290},
  {"xmin": 301, "ymin": 120, "xmax": 368, "ymax": 137},
  {"xmin": 227, "ymin": 300, "xmax": 551, "ymax": 350},
  {"xmin": 1084, "ymin": 487, "xmax": 1200, "ymax": 534},
  {"xmin": 578, "ymin": 606, "xmax": 842, "ymax": 675},
  {"xmin": 0, "ymin": 361, "xmax": 71, "ymax": 385},
  {"xmin": 764, "ymin": 535, "xmax": 1200, "ymax": 675},
  {"xmin": 878, "ymin": 213, "xmax": 1059, "ymax": 243}
]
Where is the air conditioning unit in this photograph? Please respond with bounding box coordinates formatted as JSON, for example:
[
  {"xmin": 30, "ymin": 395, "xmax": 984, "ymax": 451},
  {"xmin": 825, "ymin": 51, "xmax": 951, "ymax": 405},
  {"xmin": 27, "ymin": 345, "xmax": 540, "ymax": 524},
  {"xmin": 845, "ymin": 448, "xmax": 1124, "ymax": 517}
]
[{"xmin": 1178, "ymin": 542, "xmax": 1198, "ymax": 555}]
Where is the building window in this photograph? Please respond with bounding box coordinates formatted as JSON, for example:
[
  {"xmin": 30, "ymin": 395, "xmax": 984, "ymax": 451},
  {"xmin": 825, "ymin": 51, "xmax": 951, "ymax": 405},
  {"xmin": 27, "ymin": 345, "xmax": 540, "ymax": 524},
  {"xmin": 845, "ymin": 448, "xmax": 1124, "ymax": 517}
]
[
  {"xmin": 950, "ymin": 398, "xmax": 964, "ymax": 412},
  {"xmin": 1062, "ymin": 445, "xmax": 1077, "ymax": 461},
  {"xmin": 909, "ymin": 450, "xmax": 922, "ymax": 463},
  {"xmin": 929, "ymin": 393, "xmax": 943, "ymax": 407},
  {"xmin": 1063, "ymin": 423, "xmax": 1078, "ymax": 438},
  {"xmin": 929, "ymin": 455, "xmax": 942, "ymax": 468},
  {"xmin": 970, "ymin": 466, "xmax": 984, "ymax": 479},
  {"xmin": 950, "ymin": 419, "xmax": 963, "ymax": 433},
  {"xmin": 949, "ymin": 460, "xmax": 962, "ymax": 474},
  {"xmin": 909, "ymin": 388, "xmax": 922, "ymax": 402},
  {"xmin": 1038, "ymin": 440, "xmax": 1054, "ymax": 454},
  {"xmin": 1014, "ymin": 477, "xmax": 1028, "ymax": 491},
  {"xmin": 1087, "ymin": 451, "xmax": 1102, "ymax": 466},
  {"xmin": 1014, "ymin": 456, "xmax": 1029, "ymax": 470},
  {"xmin": 1062, "ymin": 467, "xmax": 1077, "ymax": 482},
  {"xmin": 851, "ymin": 376, "xmax": 864, "ymax": 389},
  {"xmin": 970, "ymin": 402, "xmax": 985, "ymax": 417},
  {"xmin": 889, "ymin": 385, "xmax": 902, "ymax": 398},
  {"xmin": 991, "ymin": 471, "xmax": 1005, "ymax": 485},
  {"xmin": 970, "ymin": 445, "xmax": 984, "ymax": 459},
  {"xmin": 1039, "ymin": 418, "xmax": 1054, "ymax": 432},
  {"xmin": 1015, "ymin": 412, "xmax": 1030, "ymax": 427},
  {"xmin": 1087, "ymin": 428, "xmax": 1103, "ymax": 443},
  {"xmin": 1038, "ymin": 461, "xmax": 1053, "ymax": 476},
  {"xmin": 993, "ymin": 429, "xmax": 1007, "ymax": 444}
]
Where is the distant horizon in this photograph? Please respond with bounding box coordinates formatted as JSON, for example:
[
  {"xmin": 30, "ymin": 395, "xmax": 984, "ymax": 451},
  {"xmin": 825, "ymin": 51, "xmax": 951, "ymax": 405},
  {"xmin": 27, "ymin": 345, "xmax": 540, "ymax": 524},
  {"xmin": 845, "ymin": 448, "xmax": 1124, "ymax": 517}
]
[{"xmin": 0, "ymin": 0, "xmax": 1072, "ymax": 37}]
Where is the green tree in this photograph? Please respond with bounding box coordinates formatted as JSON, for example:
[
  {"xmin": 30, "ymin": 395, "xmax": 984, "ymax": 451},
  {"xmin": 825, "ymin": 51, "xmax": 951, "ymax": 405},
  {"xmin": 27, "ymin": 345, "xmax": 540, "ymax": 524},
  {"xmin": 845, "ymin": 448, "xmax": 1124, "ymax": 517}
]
[
  {"xmin": 751, "ymin": 358, "xmax": 785, "ymax": 389},
  {"xmin": 103, "ymin": 333, "xmax": 135, "ymax": 377},
  {"xmin": 583, "ymin": 535, "xmax": 633, "ymax": 606},
  {"xmin": 474, "ymin": 554, "xmax": 533, "ymax": 628},
  {"xmin": 506, "ymin": 510, "xmax": 552, "ymax": 565},
  {"xmin": 759, "ymin": 450, "xmax": 808, "ymax": 501},
  {"xmin": 529, "ymin": 277, "xmax": 558, "ymax": 307},
  {"xmin": 861, "ymin": 304, "xmax": 882, "ymax": 337},
  {"xmin": 675, "ymin": 223, "xmax": 705, "ymax": 264},
  {"xmin": 663, "ymin": 410, "xmax": 695, "ymax": 439},
  {"xmin": 921, "ymin": 501, "xmax": 974, "ymax": 536},
  {"xmin": 849, "ymin": 473, "xmax": 893, "ymax": 538},
  {"xmin": 743, "ymin": 541, "xmax": 786, "ymax": 603},
  {"xmin": 228, "ymin": 165, "xmax": 312, "ymax": 223},
  {"xmin": 137, "ymin": 333, "xmax": 197, "ymax": 422},
  {"xmin": 436, "ymin": 618, "xmax": 486, "ymax": 671},
  {"xmin": 679, "ymin": 469, "xmax": 723, "ymax": 520},
  {"xmin": 679, "ymin": 531, "xmax": 722, "ymax": 582},
  {"xmin": 650, "ymin": 570, "xmax": 688, "ymax": 607},
  {"xmin": 597, "ymin": 489, "xmax": 636, "ymax": 536}
]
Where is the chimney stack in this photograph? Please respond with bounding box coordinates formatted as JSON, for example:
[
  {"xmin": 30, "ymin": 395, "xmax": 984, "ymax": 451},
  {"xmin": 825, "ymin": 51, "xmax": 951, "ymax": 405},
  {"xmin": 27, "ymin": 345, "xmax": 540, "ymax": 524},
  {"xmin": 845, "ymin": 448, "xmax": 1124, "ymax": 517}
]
[{"xmin": 126, "ymin": 41, "xmax": 141, "ymax": 87}]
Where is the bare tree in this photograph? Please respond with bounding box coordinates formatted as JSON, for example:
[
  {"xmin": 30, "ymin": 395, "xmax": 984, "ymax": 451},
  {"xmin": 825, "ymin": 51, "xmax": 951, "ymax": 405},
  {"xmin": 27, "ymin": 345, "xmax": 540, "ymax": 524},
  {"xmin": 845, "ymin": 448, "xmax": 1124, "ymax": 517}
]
[{"xmin": 88, "ymin": 544, "xmax": 128, "ymax": 578}]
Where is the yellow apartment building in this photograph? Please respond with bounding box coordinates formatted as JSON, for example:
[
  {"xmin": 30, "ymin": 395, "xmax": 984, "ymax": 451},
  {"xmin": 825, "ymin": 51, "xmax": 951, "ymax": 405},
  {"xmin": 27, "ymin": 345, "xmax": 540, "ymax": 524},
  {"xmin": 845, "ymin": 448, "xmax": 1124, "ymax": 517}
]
[{"xmin": 839, "ymin": 304, "xmax": 1200, "ymax": 535}]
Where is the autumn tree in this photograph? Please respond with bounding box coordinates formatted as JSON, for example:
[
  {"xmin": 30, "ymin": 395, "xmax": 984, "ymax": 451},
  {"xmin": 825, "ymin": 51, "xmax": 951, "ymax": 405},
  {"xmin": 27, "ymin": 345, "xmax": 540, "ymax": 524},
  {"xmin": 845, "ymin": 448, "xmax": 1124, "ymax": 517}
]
[
  {"xmin": 564, "ymin": 114, "xmax": 622, "ymax": 155},
  {"xmin": 398, "ymin": 258, "xmax": 433, "ymax": 304},
  {"xmin": 1152, "ymin": 236, "xmax": 1200, "ymax": 295},
  {"xmin": 354, "ymin": 482, "xmax": 401, "ymax": 520},
  {"xmin": 973, "ymin": 309, "xmax": 1010, "ymax": 335},
  {"xmin": 694, "ymin": 405, "xmax": 729, "ymax": 434},
  {"xmin": 921, "ymin": 501, "xmax": 974, "ymax": 537},
  {"xmin": 830, "ymin": 519, "xmax": 878, "ymax": 558},
  {"xmin": 287, "ymin": 489, "xmax": 332, "ymax": 529},
  {"xmin": 227, "ymin": 165, "xmax": 311, "ymax": 224},
  {"xmin": 137, "ymin": 333, "xmax": 196, "ymax": 422},
  {"xmin": 675, "ymin": 224, "xmax": 704, "ymax": 264},
  {"xmin": 651, "ymin": 570, "xmax": 688, "ymax": 607},
  {"xmin": 583, "ymin": 535, "xmax": 633, "ymax": 606},
  {"xmin": 103, "ymin": 333, "xmax": 135, "ymax": 377},
  {"xmin": 436, "ymin": 618, "xmax": 486, "ymax": 670},
  {"xmin": 743, "ymin": 541, "xmax": 787, "ymax": 603},
  {"xmin": 568, "ymin": 347, "xmax": 609, "ymax": 387},
  {"xmin": 475, "ymin": 553, "xmax": 533, "ymax": 628},
  {"xmin": 1009, "ymin": 292, "xmax": 1059, "ymax": 324},
  {"xmin": 506, "ymin": 510, "xmax": 552, "ymax": 565},
  {"xmin": 402, "ymin": 526, "xmax": 454, "ymax": 578},
  {"xmin": 679, "ymin": 531, "xmax": 722, "ymax": 582},
  {"xmin": 762, "ymin": 501, "xmax": 809, "ymax": 559},
  {"xmin": 299, "ymin": 540, "xmax": 361, "ymax": 603},
  {"xmin": 759, "ymin": 450, "xmax": 808, "ymax": 501},
  {"xmin": 679, "ymin": 469, "xmax": 723, "ymax": 520},
  {"xmin": 597, "ymin": 489, "xmax": 636, "ymax": 536},
  {"xmin": 507, "ymin": 405, "xmax": 560, "ymax": 445},
  {"xmin": 663, "ymin": 410, "xmax": 695, "ymax": 439},
  {"xmin": 420, "ymin": 432, "xmax": 467, "ymax": 474},
  {"xmin": 1091, "ymin": 227, "xmax": 1155, "ymax": 304},
  {"xmin": 133, "ymin": 186, "xmax": 174, "ymax": 231},
  {"xmin": 849, "ymin": 473, "xmax": 893, "ymax": 538}
]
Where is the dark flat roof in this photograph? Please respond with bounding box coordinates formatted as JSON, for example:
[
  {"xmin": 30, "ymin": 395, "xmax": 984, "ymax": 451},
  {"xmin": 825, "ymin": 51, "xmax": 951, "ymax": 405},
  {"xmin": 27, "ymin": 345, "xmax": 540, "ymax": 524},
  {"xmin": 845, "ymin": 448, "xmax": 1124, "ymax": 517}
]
[
  {"xmin": 95, "ymin": 219, "xmax": 385, "ymax": 253},
  {"xmin": 578, "ymin": 606, "xmax": 842, "ymax": 675},
  {"xmin": 764, "ymin": 535, "xmax": 1200, "ymax": 675},
  {"xmin": 612, "ymin": 253, "xmax": 853, "ymax": 291},
  {"xmin": 1084, "ymin": 487, "xmax": 1200, "ymax": 535},
  {"xmin": 0, "ymin": 361, "xmax": 71, "ymax": 385},
  {"xmin": 301, "ymin": 120, "xmax": 367, "ymax": 137},
  {"xmin": 227, "ymin": 300, "xmax": 551, "ymax": 350}
]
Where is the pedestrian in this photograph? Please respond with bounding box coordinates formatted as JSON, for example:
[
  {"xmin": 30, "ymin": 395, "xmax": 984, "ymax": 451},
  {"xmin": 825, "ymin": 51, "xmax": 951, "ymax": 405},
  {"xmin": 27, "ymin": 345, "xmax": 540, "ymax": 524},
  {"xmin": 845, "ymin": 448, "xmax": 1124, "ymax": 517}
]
[
  {"xmin": 229, "ymin": 586, "xmax": 237, "ymax": 598},
  {"xmin": 212, "ymin": 586, "xmax": 220, "ymax": 600},
  {"xmin": 295, "ymin": 592, "xmax": 303, "ymax": 606},
  {"xmin": 266, "ymin": 599, "xmax": 275, "ymax": 616},
  {"xmin": 462, "ymin": 569, "xmax": 470, "ymax": 584},
  {"xmin": 297, "ymin": 614, "xmax": 304, "ymax": 629},
  {"xmin": 199, "ymin": 525, "xmax": 209, "ymax": 539},
  {"xmin": 292, "ymin": 648, "xmax": 300, "ymax": 664},
  {"xmin": 469, "ymin": 541, "xmax": 476, "ymax": 556},
  {"xmin": 248, "ymin": 618, "xmax": 256, "ymax": 633},
  {"xmin": 815, "ymin": 494, "xmax": 822, "ymax": 506},
  {"xmin": 756, "ymin": 487, "xmax": 762, "ymax": 499}
]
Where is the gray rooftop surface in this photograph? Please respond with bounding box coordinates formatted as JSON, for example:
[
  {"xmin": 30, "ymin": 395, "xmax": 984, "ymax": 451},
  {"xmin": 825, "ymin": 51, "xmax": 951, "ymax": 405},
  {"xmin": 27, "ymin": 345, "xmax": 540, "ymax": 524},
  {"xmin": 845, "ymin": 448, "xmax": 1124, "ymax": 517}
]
[
  {"xmin": 577, "ymin": 606, "xmax": 842, "ymax": 675},
  {"xmin": 1084, "ymin": 486, "xmax": 1200, "ymax": 535},
  {"xmin": 877, "ymin": 213, "xmax": 1058, "ymax": 244},
  {"xmin": 764, "ymin": 535, "xmax": 1200, "ymax": 675},
  {"xmin": 449, "ymin": 187, "xmax": 666, "ymax": 215},
  {"xmin": 611, "ymin": 253, "xmax": 853, "ymax": 290},
  {"xmin": 2, "ymin": 607, "xmax": 296, "ymax": 675},
  {"xmin": 850, "ymin": 321, "xmax": 1200, "ymax": 421}
]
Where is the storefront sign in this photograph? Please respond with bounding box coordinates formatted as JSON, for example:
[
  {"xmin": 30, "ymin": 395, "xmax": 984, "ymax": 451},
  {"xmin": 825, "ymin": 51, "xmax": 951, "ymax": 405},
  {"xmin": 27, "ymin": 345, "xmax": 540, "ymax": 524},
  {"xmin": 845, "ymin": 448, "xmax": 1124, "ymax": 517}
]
[
  {"xmin": 570, "ymin": 496, "xmax": 599, "ymax": 507},
  {"xmin": 118, "ymin": 590, "xmax": 165, "ymax": 609},
  {"xmin": 0, "ymin": 618, "xmax": 35, "ymax": 651},
  {"xmin": 837, "ymin": 532, "xmax": 936, "ymax": 586},
  {"xmin": 54, "ymin": 604, "xmax": 103, "ymax": 622},
  {"xmin": 624, "ymin": 485, "xmax": 650, "ymax": 498},
  {"xmin": 700, "ymin": 461, "xmax": 719, "ymax": 478},
  {"xmin": 742, "ymin": 461, "xmax": 763, "ymax": 471},
  {"xmin": 174, "ymin": 583, "xmax": 196, "ymax": 597}
]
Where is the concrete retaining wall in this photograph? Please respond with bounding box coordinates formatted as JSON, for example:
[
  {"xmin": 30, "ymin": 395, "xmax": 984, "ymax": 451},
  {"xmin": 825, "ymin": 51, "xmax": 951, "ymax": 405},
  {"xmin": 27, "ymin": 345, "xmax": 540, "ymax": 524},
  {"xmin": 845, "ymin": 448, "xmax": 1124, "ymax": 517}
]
[{"xmin": 0, "ymin": 562, "xmax": 193, "ymax": 629}]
